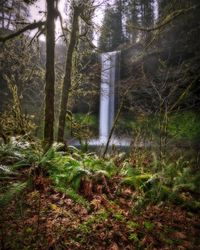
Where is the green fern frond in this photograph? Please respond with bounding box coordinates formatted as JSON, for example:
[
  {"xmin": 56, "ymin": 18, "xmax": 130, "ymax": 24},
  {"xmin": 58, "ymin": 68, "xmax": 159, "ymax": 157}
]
[
  {"xmin": 57, "ymin": 187, "xmax": 90, "ymax": 209},
  {"xmin": 0, "ymin": 164, "xmax": 19, "ymax": 180},
  {"xmin": 94, "ymin": 169, "xmax": 110, "ymax": 178},
  {"xmin": 0, "ymin": 181, "xmax": 27, "ymax": 208}
]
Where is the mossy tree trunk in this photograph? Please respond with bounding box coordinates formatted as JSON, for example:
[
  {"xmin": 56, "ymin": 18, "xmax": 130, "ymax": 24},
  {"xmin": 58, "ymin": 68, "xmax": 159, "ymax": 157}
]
[
  {"xmin": 44, "ymin": 0, "xmax": 56, "ymax": 146},
  {"xmin": 57, "ymin": 6, "xmax": 80, "ymax": 142}
]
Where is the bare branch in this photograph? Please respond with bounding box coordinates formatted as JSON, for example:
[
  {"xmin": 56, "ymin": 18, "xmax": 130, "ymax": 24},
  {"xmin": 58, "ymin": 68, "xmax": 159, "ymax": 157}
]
[{"xmin": 0, "ymin": 21, "xmax": 46, "ymax": 43}]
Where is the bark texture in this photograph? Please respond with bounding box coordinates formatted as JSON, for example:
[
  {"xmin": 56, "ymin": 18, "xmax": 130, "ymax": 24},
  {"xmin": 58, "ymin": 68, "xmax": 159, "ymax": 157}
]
[
  {"xmin": 44, "ymin": 0, "xmax": 55, "ymax": 146},
  {"xmin": 57, "ymin": 6, "xmax": 80, "ymax": 142}
]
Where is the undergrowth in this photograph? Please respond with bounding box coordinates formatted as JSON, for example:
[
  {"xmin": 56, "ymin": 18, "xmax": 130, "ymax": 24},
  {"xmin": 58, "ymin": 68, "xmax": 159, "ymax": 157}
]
[
  {"xmin": 0, "ymin": 137, "xmax": 199, "ymax": 249},
  {"xmin": 0, "ymin": 137, "xmax": 199, "ymax": 212}
]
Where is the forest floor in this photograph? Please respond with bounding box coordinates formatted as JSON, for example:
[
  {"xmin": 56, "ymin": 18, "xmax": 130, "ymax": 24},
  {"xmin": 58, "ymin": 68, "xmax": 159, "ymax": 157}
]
[{"xmin": 1, "ymin": 168, "xmax": 200, "ymax": 250}]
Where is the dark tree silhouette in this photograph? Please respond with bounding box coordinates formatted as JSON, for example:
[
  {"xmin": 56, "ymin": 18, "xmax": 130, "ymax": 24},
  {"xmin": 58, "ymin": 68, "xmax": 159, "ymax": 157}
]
[{"xmin": 44, "ymin": 0, "xmax": 56, "ymax": 146}]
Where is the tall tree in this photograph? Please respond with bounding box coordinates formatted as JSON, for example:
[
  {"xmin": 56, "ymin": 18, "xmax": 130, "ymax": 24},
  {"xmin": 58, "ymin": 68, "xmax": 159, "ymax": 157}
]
[
  {"xmin": 57, "ymin": 2, "xmax": 81, "ymax": 142},
  {"xmin": 99, "ymin": 1, "xmax": 124, "ymax": 52},
  {"xmin": 139, "ymin": 0, "xmax": 154, "ymax": 43},
  {"xmin": 125, "ymin": 0, "xmax": 140, "ymax": 43},
  {"xmin": 44, "ymin": 0, "xmax": 56, "ymax": 146},
  {"xmin": 57, "ymin": 0, "xmax": 95, "ymax": 142},
  {"xmin": 140, "ymin": 0, "xmax": 154, "ymax": 27},
  {"xmin": 115, "ymin": 0, "xmax": 124, "ymax": 44}
]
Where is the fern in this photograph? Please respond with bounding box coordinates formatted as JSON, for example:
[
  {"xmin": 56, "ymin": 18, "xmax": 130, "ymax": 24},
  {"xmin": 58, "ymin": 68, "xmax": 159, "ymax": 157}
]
[
  {"xmin": 120, "ymin": 162, "xmax": 153, "ymax": 190},
  {"xmin": 122, "ymin": 174, "xmax": 153, "ymax": 190},
  {"xmin": 44, "ymin": 146, "xmax": 117, "ymax": 194},
  {"xmin": 0, "ymin": 181, "xmax": 27, "ymax": 208},
  {"xmin": 57, "ymin": 187, "xmax": 90, "ymax": 209},
  {"xmin": 0, "ymin": 164, "xmax": 20, "ymax": 180},
  {"xmin": 173, "ymin": 167, "xmax": 200, "ymax": 193}
]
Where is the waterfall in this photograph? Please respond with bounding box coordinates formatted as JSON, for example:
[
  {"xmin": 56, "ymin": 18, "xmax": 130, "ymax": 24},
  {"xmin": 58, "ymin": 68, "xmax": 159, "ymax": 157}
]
[
  {"xmin": 71, "ymin": 50, "xmax": 131, "ymax": 147},
  {"xmin": 99, "ymin": 51, "xmax": 120, "ymax": 143}
]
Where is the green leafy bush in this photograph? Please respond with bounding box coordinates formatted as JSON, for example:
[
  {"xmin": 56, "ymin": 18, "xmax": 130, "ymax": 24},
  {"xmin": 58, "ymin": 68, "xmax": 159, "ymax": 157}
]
[{"xmin": 167, "ymin": 111, "xmax": 200, "ymax": 140}]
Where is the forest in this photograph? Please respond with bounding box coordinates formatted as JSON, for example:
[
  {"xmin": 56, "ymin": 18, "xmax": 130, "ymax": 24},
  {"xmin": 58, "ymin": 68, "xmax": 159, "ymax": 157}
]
[{"xmin": 0, "ymin": 0, "xmax": 200, "ymax": 249}]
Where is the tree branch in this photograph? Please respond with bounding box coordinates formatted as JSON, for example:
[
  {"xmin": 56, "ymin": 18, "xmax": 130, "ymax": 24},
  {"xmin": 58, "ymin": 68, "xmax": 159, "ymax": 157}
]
[
  {"xmin": 128, "ymin": 4, "xmax": 200, "ymax": 32},
  {"xmin": 0, "ymin": 21, "xmax": 46, "ymax": 43}
]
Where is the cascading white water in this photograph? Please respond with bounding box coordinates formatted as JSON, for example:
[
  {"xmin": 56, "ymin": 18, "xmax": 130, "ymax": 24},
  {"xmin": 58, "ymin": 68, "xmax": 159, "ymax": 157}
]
[
  {"xmin": 99, "ymin": 51, "xmax": 120, "ymax": 143},
  {"xmin": 71, "ymin": 50, "xmax": 131, "ymax": 147}
]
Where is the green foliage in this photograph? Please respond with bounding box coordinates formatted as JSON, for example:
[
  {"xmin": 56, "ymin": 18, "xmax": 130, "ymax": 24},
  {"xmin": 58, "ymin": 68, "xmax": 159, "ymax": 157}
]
[
  {"xmin": 0, "ymin": 137, "xmax": 40, "ymax": 167},
  {"xmin": 0, "ymin": 142, "xmax": 24, "ymax": 162},
  {"xmin": 0, "ymin": 164, "xmax": 20, "ymax": 180},
  {"xmin": 57, "ymin": 187, "xmax": 90, "ymax": 209},
  {"xmin": 0, "ymin": 139, "xmax": 117, "ymax": 208},
  {"xmin": 168, "ymin": 111, "xmax": 200, "ymax": 140},
  {"xmin": 120, "ymin": 162, "xmax": 141, "ymax": 176},
  {"xmin": 144, "ymin": 221, "xmax": 154, "ymax": 231},
  {"xmin": 129, "ymin": 233, "xmax": 139, "ymax": 242},
  {"xmin": 99, "ymin": 4, "xmax": 124, "ymax": 52},
  {"xmin": 65, "ymin": 112, "xmax": 98, "ymax": 143},
  {"xmin": 42, "ymin": 146, "xmax": 117, "ymax": 200},
  {"xmin": 113, "ymin": 211, "xmax": 126, "ymax": 222},
  {"xmin": 116, "ymin": 113, "xmax": 156, "ymax": 138},
  {"xmin": 122, "ymin": 173, "xmax": 153, "ymax": 190},
  {"xmin": 127, "ymin": 221, "xmax": 139, "ymax": 230},
  {"xmin": 0, "ymin": 135, "xmax": 198, "ymax": 216},
  {"xmin": 173, "ymin": 167, "xmax": 200, "ymax": 193},
  {"xmin": 118, "ymin": 111, "xmax": 200, "ymax": 142},
  {"xmin": 0, "ymin": 81, "xmax": 36, "ymax": 138},
  {"xmin": 73, "ymin": 113, "xmax": 98, "ymax": 129},
  {"xmin": 132, "ymin": 152, "xmax": 200, "ymax": 213},
  {"xmin": 120, "ymin": 162, "xmax": 153, "ymax": 190},
  {"xmin": 0, "ymin": 181, "xmax": 27, "ymax": 208},
  {"xmin": 78, "ymin": 208, "xmax": 109, "ymax": 233},
  {"xmin": 154, "ymin": 156, "xmax": 200, "ymax": 195},
  {"xmin": 0, "ymin": 139, "xmax": 42, "ymax": 209}
]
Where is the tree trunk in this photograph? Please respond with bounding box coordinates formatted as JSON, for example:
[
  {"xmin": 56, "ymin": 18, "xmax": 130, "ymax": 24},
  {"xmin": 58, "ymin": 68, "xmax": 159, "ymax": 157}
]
[
  {"xmin": 44, "ymin": 0, "xmax": 55, "ymax": 146},
  {"xmin": 57, "ymin": 6, "xmax": 80, "ymax": 142}
]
